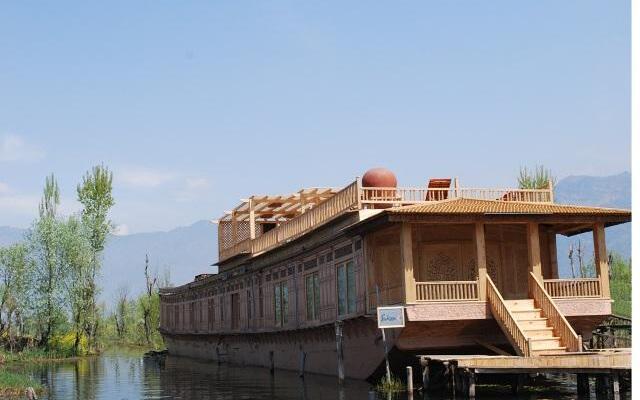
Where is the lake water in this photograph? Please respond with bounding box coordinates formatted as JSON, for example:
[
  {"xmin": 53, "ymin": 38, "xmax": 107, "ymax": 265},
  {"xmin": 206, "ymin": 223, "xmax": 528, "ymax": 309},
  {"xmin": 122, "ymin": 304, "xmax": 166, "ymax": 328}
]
[{"xmin": 10, "ymin": 351, "xmax": 627, "ymax": 399}]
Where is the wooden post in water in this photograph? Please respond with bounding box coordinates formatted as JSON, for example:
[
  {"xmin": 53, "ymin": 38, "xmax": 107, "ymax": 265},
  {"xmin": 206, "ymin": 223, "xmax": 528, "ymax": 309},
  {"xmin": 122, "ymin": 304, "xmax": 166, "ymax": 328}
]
[
  {"xmin": 612, "ymin": 373, "xmax": 620, "ymax": 400},
  {"xmin": 298, "ymin": 348, "xmax": 306, "ymax": 378},
  {"xmin": 595, "ymin": 375, "xmax": 611, "ymax": 398},
  {"xmin": 381, "ymin": 328, "xmax": 391, "ymax": 384},
  {"xmin": 577, "ymin": 374, "xmax": 590, "ymax": 398},
  {"xmin": 406, "ymin": 366, "xmax": 413, "ymax": 392},
  {"xmin": 422, "ymin": 360, "xmax": 430, "ymax": 392},
  {"xmin": 335, "ymin": 321, "xmax": 345, "ymax": 384},
  {"xmin": 269, "ymin": 350, "xmax": 275, "ymax": 375},
  {"xmin": 468, "ymin": 369, "xmax": 476, "ymax": 399}
]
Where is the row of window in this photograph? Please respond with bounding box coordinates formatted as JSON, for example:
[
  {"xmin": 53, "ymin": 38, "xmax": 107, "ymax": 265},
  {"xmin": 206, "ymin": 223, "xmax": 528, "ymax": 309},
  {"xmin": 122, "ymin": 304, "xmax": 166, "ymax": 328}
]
[{"xmin": 163, "ymin": 259, "xmax": 357, "ymax": 330}]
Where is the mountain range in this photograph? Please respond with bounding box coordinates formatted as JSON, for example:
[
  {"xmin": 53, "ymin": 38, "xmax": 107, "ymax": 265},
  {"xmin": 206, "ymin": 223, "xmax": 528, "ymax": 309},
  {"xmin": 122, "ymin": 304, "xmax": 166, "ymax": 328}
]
[{"xmin": 0, "ymin": 171, "xmax": 630, "ymax": 304}]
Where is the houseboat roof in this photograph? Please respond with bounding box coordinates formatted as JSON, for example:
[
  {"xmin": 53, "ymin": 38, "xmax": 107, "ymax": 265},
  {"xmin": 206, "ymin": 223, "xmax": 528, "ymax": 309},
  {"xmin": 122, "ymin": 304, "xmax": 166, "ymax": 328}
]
[{"xmin": 387, "ymin": 198, "xmax": 631, "ymax": 216}]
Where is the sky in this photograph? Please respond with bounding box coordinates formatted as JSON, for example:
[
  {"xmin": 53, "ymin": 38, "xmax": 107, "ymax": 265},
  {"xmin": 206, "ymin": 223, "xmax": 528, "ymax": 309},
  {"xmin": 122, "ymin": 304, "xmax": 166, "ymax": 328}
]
[{"xmin": 0, "ymin": 1, "xmax": 630, "ymax": 234}]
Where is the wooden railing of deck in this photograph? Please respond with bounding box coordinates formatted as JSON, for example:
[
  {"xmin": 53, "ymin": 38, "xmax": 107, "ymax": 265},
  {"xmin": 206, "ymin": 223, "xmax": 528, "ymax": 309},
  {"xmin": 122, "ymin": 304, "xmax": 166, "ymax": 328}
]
[
  {"xmin": 251, "ymin": 180, "xmax": 360, "ymax": 255},
  {"xmin": 415, "ymin": 281, "xmax": 479, "ymax": 301},
  {"xmin": 543, "ymin": 278, "xmax": 602, "ymax": 298},
  {"xmin": 530, "ymin": 273, "xmax": 582, "ymax": 352},
  {"xmin": 486, "ymin": 275, "xmax": 531, "ymax": 356},
  {"xmin": 219, "ymin": 239, "xmax": 251, "ymax": 261},
  {"xmin": 360, "ymin": 187, "xmax": 553, "ymax": 206}
]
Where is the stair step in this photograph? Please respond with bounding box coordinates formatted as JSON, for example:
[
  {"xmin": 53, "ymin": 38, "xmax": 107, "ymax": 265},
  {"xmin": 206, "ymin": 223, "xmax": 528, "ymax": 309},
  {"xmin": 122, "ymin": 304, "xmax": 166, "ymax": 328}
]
[
  {"xmin": 531, "ymin": 347, "xmax": 568, "ymax": 356},
  {"xmin": 522, "ymin": 327, "xmax": 555, "ymax": 338},
  {"xmin": 530, "ymin": 337, "xmax": 562, "ymax": 350},
  {"xmin": 512, "ymin": 309, "xmax": 543, "ymax": 319},
  {"xmin": 504, "ymin": 299, "xmax": 535, "ymax": 310},
  {"xmin": 518, "ymin": 319, "xmax": 549, "ymax": 329}
]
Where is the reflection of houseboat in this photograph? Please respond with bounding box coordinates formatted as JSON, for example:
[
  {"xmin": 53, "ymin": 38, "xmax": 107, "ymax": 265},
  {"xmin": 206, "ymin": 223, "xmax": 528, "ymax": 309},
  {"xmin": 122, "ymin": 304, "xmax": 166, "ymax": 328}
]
[{"xmin": 159, "ymin": 168, "xmax": 630, "ymax": 380}]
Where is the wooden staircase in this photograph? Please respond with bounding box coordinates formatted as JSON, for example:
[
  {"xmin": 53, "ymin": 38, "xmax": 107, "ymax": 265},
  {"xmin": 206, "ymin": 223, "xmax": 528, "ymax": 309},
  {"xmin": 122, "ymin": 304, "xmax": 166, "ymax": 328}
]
[
  {"xmin": 504, "ymin": 299, "xmax": 567, "ymax": 355},
  {"xmin": 486, "ymin": 274, "xmax": 582, "ymax": 357}
]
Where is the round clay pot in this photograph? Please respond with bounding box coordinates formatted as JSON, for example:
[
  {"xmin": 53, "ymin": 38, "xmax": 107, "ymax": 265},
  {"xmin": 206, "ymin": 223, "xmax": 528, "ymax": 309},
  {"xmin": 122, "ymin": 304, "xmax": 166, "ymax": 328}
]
[{"xmin": 362, "ymin": 168, "xmax": 397, "ymax": 188}]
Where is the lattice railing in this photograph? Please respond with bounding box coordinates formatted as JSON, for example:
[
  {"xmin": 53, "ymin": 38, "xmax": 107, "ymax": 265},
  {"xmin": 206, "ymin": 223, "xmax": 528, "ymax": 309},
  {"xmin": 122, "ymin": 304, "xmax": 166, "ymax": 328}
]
[
  {"xmin": 415, "ymin": 281, "xmax": 479, "ymax": 301},
  {"xmin": 360, "ymin": 187, "xmax": 553, "ymax": 206},
  {"xmin": 543, "ymin": 278, "xmax": 601, "ymax": 298}
]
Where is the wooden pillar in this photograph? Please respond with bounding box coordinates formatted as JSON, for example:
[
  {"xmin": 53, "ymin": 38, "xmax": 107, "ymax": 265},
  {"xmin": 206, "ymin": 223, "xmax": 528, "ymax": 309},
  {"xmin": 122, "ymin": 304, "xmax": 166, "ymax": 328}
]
[
  {"xmin": 422, "ymin": 360, "xmax": 430, "ymax": 391},
  {"xmin": 401, "ymin": 223, "xmax": 417, "ymax": 303},
  {"xmin": 549, "ymin": 231, "xmax": 559, "ymax": 279},
  {"xmin": 269, "ymin": 350, "xmax": 275, "ymax": 374},
  {"xmin": 593, "ymin": 223, "xmax": 611, "ymax": 298},
  {"xmin": 475, "ymin": 223, "xmax": 487, "ymax": 300},
  {"xmin": 527, "ymin": 223, "xmax": 543, "ymax": 280},
  {"xmin": 612, "ymin": 373, "xmax": 620, "ymax": 400},
  {"xmin": 335, "ymin": 321, "xmax": 345, "ymax": 384},
  {"xmin": 249, "ymin": 198, "xmax": 256, "ymax": 239},
  {"xmin": 577, "ymin": 374, "xmax": 590, "ymax": 398}
]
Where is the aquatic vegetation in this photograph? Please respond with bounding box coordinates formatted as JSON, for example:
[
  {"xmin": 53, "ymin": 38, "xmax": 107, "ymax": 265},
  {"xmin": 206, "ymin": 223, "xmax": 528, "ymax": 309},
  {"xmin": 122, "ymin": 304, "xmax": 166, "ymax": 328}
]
[
  {"xmin": 375, "ymin": 375, "xmax": 405, "ymax": 394},
  {"xmin": 0, "ymin": 370, "xmax": 43, "ymax": 397}
]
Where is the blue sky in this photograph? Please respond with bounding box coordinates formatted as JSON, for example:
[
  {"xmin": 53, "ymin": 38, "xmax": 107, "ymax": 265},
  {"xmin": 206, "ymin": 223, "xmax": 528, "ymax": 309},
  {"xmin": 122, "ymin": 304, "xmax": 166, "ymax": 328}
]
[{"xmin": 0, "ymin": 1, "xmax": 630, "ymax": 233}]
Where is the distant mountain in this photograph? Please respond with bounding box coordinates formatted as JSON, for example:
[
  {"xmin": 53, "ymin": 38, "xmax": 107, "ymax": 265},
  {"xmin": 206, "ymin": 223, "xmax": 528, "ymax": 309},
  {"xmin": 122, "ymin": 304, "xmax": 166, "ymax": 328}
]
[
  {"xmin": 0, "ymin": 221, "xmax": 218, "ymax": 305},
  {"xmin": 101, "ymin": 220, "xmax": 218, "ymax": 302},
  {"xmin": 554, "ymin": 172, "xmax": 631, "ymax": 277},
  {"xmin": 0, "ymin": 226, "xmax": 27, "ymax": 247}
]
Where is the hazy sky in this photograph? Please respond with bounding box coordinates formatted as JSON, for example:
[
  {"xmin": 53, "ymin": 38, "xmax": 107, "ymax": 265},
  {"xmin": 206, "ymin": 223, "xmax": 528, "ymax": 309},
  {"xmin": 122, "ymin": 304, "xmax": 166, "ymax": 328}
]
[{"xmin": 0, "ymin": 1, "xmax": 630, "ymax": 233}]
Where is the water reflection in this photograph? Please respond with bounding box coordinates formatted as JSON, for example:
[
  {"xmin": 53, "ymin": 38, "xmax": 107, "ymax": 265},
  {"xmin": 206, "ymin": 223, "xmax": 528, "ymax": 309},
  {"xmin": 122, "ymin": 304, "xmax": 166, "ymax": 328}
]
[{"xmin": 11, "ymin": 352, "xmax": 628, "ymax": 399}]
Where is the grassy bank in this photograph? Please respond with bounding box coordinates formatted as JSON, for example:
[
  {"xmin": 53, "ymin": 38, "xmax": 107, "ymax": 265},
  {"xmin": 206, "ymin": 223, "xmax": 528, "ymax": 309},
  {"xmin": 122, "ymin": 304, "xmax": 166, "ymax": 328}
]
[{"xmin": 0, "ymin": 370, "xmax": 43, "ymax": 398}]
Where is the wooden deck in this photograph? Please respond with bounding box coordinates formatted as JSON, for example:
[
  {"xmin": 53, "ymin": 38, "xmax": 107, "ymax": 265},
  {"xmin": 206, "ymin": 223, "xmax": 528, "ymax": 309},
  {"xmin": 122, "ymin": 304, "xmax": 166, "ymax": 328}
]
[{"xmin": 419, "ymin": 350, "xmax": 631, "ymax": 373}]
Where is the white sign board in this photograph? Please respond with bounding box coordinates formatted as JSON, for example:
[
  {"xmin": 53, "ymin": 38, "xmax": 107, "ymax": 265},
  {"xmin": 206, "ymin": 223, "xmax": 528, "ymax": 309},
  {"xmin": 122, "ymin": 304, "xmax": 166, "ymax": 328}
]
[{"xmin": 376, "ymin": 306, "xmax": 405, "ymax": 329}]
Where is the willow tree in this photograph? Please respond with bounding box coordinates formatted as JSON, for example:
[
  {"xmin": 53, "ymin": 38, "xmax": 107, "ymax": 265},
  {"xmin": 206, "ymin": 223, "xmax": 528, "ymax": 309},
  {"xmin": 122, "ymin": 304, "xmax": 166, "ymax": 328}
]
[
  {"xmin": 29, "ymin": 174, "xmax": 64, "ymax": 347},
  {"xmin": 0, "ymin": 243, "xmax": 32, "ymax": 345},
  {"xmin": 517, "ymin": 165, "xmax": 555, "ymax": 189},
  {"xmin": 59, "ymin": 216, "xmax": 92, "ymax": 355},
  {"xmin": 77, "ymin": 165, "xmax": 114, "ymax": 351}
]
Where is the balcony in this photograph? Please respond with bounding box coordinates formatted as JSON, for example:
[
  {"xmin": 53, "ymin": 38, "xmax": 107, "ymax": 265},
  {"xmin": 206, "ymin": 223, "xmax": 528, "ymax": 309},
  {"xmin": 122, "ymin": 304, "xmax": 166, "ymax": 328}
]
[{"xmin": 217, "ymin": 179, "xmax": 554, "ymax": 263}]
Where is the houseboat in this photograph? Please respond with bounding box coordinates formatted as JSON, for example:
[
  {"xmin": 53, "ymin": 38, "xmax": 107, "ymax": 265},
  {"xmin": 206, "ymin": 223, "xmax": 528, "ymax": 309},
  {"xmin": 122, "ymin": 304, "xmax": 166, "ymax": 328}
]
[{"xmin": 159, "ymin": 168, "xmax": 631, "ymax": 380}]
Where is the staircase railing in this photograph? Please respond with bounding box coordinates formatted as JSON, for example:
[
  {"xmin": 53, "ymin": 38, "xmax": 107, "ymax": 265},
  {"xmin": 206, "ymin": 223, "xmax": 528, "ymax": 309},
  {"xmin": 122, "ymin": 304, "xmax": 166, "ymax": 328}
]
[
  {"xmin": 486, "ymin": 275, "xmax": 531, "ymax": 356},
  {"xmin": 529, "ymin": 272, "xmax": 582, "ymax": 352}
]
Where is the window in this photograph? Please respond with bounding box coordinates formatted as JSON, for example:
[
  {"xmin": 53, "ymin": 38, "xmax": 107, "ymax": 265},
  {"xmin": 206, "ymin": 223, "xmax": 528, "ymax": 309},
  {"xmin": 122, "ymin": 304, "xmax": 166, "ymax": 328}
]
[
  {"xmin": 259, "ymin": 287, "xmax": 264, "ymax": 318},
  {"xmin": 337, "ymin": 260, "xmax": 356, "ymax": 316},
  {"xmin": 274, "ymin": 281, "xmax": 289, "ymax": 326},
  {"xmin": 219, "ymin": 296, "xmax": 225, "ymax": 322},
  {"xmin": 247, "ymin": 290, "xmax": 252, "ymax": 320},
  {"xmin": 305, "ymin": 272, "xmax": 320, "ymax": 320}
]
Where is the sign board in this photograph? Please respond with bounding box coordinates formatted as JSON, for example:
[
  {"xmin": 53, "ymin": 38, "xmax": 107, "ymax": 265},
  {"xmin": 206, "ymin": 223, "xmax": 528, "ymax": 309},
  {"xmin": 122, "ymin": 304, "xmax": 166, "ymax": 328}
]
[{"xmin": 376, "ymin": 306, "xmax": 405, "ymax": 329}]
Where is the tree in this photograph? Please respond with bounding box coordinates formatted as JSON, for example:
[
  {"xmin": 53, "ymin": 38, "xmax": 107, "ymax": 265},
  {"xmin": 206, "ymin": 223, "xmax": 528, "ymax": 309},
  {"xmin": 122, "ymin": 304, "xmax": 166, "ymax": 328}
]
[
  {"xmin": 77, "ymin": 165, "xmax": 114, "ymax": 351},
  {"xmin": 140, "ymin": 254, "xmax": 157, "ymax": 345},
  {"xmin": 114, "ymin": 286, "xmax": 130, "ymax": 339},
  {"xmin": 518, "ymin": 165, "xmax": 555, "ymax": 189},
  {"xmin": 59, "ymin": 216, "xmax": 92, "ymax": 355},
  {"xmin": 29, "ymin": 174, "xmax": 66, "ymax": 347},
  {"xmin": 0, "ymin": 243, "xmax": 31, "ymax": 348}
]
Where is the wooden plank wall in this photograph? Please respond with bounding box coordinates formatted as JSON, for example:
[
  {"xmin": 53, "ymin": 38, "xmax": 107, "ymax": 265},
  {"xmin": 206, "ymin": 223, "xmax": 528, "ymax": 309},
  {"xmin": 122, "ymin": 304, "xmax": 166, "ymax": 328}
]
[{"xmin": 160, "ymin": 236, "xmax": 366, "ymax": 335}]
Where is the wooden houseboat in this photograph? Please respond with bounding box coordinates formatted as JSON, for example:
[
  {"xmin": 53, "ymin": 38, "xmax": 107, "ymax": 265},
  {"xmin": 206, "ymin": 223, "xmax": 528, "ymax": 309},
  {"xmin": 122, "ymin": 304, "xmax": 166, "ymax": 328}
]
[{"xmin": 159, "ymin": 168, "xmax": 631, "ymax": 380}]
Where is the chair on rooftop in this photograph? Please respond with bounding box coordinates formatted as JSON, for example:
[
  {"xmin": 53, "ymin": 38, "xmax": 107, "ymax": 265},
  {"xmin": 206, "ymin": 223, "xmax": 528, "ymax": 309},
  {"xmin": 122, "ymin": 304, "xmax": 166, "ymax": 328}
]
[{"xmin": 426, "ymin": 178, "xmax": 452, "ymax": 201}]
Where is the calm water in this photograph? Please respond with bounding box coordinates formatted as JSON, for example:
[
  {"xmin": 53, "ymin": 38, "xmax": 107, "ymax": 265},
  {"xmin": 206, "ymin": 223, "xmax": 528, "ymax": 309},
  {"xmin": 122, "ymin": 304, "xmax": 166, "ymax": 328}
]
[{"xmin": 10, "ymin": 351, "xmax": 626, "ymax": 399}]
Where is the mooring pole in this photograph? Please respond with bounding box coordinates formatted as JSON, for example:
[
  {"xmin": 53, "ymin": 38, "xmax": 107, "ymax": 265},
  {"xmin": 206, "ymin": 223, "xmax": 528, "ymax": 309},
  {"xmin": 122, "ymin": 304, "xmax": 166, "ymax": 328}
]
[
  {"xmin": 612, "ymin": 373, "xmax": 620, "ymax": 400},
  {"xmin": 381, "ymin": 327, "xmax": 391, "ymax": 383},
  {"xmin": 406, "ymin": 366, "xmax": 413, "ymax": 392},
  {"xmin": 269, "ymin": 350, "xmax": 275, "ymax": 375},
  {"xmin": 298, "ymin": 348, "xmax": 306, "ymax": 378},
  {"xmin": 468, "ymin": 369, "xmax": 476, "ymax": 399},
  {"xmin": 577, "ymin": 374, "xmax": 590, "ymax": 398},
  {"xmin": 422, "ymin": 359, "xmax": 430, "ymax": 391},
  {"xmin": 335, "ymin": 321, "xmax": 345, "ymax": 384}
]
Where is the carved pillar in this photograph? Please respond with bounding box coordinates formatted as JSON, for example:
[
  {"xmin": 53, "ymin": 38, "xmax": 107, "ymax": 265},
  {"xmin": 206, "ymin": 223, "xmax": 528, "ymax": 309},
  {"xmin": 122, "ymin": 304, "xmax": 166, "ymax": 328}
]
[
  {"xmin": 401, "ymin": 223, "xmax": 417, "ymax": 303},
  {"xmin": 593, "ymin": 223, "xmax": 611, "ymax": 298},
  {"xmin": 475, "ymin": 223, "xmax": 487, "ymax": 300},
  {"xmin": 527, "ymin": 223, "xmax": 543, "ymax": 280}
]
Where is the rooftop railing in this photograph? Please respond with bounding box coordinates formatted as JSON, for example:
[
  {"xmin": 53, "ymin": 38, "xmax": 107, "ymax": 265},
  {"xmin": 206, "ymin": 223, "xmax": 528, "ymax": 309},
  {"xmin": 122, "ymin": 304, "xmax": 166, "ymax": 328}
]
[{"xmin": 218, "ymin": 180, "xmax": 554, "ymax": 262}]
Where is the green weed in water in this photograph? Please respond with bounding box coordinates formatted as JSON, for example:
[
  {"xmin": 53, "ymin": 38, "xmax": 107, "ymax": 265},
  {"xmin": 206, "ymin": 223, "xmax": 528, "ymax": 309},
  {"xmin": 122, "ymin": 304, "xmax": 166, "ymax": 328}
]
[{"xmin": 375, "ymin": 375, "xmax": 405, "ymax": 394}]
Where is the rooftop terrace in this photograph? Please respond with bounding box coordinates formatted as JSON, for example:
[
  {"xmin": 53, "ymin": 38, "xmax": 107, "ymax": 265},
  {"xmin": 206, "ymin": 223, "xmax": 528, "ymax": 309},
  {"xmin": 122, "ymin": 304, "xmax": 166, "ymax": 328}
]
[{"xmin": 215, "ymin": 174, "xmax": 555, "ymax": 263}]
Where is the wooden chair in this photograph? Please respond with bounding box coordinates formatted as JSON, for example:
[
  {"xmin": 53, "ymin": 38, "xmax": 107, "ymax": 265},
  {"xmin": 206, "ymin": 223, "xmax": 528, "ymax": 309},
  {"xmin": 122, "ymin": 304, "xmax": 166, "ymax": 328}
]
[{"xmin": 426, "ymin": 178, "xmax": 452, "ymax": 201}]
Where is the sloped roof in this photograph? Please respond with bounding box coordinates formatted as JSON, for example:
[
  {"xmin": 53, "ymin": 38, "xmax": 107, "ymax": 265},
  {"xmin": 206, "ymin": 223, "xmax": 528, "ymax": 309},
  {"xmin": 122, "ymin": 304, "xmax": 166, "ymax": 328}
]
[{"xmin": 386, "ymin": 198, "xmax": 631, "ymax": 217}]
